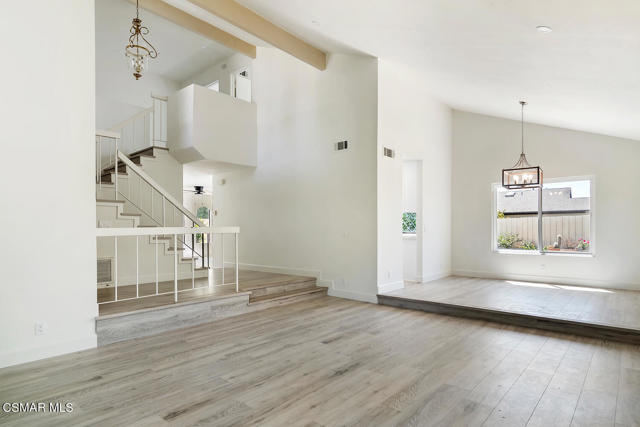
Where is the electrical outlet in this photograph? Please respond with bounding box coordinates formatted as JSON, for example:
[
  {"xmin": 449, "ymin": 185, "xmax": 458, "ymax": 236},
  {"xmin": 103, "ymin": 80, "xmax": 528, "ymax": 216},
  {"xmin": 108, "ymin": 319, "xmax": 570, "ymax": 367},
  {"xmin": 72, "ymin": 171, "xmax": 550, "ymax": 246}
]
[
  {"xmin": 387, "ymin": 270, "xmax": 392, "ymax": 279},
  {"xmin": 34, "ymin": 322, "xmax": 48, "ymax": 336},
  {"xmin": 540, "ymin": 263, "xmax": 546, "ymax": 270}
]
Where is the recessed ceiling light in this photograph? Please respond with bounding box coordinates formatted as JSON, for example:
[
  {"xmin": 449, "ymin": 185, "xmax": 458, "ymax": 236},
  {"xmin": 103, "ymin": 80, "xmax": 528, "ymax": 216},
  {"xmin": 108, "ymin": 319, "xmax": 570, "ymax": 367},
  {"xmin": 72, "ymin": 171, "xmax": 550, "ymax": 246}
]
[{"xmin": 536, "ymin": 25, "xmax": 552, "ymax": 33}]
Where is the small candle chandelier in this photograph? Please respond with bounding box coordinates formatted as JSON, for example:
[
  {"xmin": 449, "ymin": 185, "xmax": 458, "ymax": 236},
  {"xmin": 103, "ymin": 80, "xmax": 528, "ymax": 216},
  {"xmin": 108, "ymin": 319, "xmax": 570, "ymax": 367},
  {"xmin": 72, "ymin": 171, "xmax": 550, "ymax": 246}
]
[
  {"xmin": 125, "ymin": 0, "xmax": 158, "ymax": 80},
  {"xmin": 502, "ymin": 101, "xmax": 543, "ymax": 189}
]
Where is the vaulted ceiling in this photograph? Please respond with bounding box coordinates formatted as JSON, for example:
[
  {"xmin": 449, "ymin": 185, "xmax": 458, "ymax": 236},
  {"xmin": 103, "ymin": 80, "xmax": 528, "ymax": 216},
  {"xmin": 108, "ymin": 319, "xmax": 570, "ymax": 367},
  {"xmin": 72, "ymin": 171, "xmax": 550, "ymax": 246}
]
[
  {"xmin": 96, "ymin": 0, "xmax": 236, "ymax": 82},
  {"xmin": 230, "ymin": 0, "xmax": 640, "ymax": 141}
]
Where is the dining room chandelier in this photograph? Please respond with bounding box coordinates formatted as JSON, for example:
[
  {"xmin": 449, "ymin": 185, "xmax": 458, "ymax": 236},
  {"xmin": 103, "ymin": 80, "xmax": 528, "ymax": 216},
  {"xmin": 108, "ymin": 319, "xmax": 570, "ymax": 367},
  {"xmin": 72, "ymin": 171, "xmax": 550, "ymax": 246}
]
[
  {"xmin": 125, "ymin": 0, "xmax": 158, "ymax": 80},
  {"xmin": 502, "ymin": 101, "xmax": 543, "ymax": 189}
]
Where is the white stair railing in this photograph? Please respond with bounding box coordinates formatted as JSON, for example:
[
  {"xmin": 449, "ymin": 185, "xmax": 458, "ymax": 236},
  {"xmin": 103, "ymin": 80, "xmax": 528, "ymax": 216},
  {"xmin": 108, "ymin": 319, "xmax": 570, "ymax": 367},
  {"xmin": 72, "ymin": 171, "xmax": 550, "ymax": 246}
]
[
  {"xmin": 96, "ymin": 226, "xmax": 240, "ymax": 304},
  {"xmin": 95, "ymin": 131, "xmax": 210, "ymax": 268},
  {"xmin": 109, "ymin": 94, "xmax": 168, "ymax": 156}
]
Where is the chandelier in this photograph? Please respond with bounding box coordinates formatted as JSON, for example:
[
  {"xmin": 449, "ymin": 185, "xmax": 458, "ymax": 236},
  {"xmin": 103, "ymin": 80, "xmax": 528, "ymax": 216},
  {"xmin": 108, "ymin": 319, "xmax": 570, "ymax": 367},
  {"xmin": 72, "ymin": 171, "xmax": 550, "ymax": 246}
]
[
  {"xmin": 502, "ymin": 101, "xmax": 543, "ymax": 189},
  {"xmin": 125, "ymin": 0, "xmax": 158, "ymax": 80}
]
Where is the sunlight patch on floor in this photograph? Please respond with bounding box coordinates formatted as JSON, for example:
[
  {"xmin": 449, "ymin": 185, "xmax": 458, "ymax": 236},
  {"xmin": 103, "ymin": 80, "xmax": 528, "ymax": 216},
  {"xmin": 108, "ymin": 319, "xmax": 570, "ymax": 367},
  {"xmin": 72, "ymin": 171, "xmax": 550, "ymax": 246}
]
[{"xmin": 505, "ymin": 280, "xmax": 612, "ymax": 293}]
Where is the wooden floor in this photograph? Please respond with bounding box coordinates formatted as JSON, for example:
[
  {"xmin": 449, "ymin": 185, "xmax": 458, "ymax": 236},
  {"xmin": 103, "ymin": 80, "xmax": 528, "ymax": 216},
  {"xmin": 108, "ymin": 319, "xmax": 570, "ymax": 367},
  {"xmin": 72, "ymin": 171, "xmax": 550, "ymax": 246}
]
[
  {"xmin": 1, "ymin": 296, "xmax": 639, "ymax": 426},
  {"xmin": 98, "ymin": 268, "xmax": 317, "ymax": 316},
  {"xmin": 381, "ymin": 276, "xmax": 640, "ymax": 331}
]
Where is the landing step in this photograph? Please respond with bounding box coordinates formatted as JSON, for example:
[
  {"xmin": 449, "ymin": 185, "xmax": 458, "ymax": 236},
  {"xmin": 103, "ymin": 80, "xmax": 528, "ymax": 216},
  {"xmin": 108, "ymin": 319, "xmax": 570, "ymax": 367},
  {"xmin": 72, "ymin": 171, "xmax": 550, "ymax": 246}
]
[
  {"xmin": 377, "ymin": 294, "xmax": 640, "ymax": 345},
  {"xmin": 249, "ymin": 287, "xmax": 327, "ymax": 304},
  {"xmin": 96, "ymin": 292, "xmax": 252, "ymax": 346},
  {"xmin": 96, "ymin": 287, "xmax": 328, "ymax": 346}
]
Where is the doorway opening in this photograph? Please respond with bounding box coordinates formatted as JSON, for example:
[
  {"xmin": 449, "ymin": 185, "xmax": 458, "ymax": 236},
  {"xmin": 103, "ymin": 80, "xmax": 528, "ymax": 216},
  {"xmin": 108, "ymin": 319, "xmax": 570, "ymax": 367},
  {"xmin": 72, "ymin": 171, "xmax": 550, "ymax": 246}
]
[
  {"xmin": 402, "ymin": 160, "xmax": 422, "ymax": 282},
  {"xmin": 231, "ymin": 68, "xmax": 251, "ymax": 102}
]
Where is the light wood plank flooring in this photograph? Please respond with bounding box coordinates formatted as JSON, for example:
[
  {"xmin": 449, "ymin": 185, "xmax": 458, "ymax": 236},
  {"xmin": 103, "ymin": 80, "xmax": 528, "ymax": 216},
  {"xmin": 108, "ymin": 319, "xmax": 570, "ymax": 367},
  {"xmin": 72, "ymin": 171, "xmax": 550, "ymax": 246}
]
[
  {"xmin": 1, "ymin": 296, "xmax": 639, "ymax": 426},
  {"xmin": 98, "ymin": 269, "xmax": 316, "ymax": 316},
  {"xmin": 381, "ymin": 276, "xmax": 640, "ymax": 331}
]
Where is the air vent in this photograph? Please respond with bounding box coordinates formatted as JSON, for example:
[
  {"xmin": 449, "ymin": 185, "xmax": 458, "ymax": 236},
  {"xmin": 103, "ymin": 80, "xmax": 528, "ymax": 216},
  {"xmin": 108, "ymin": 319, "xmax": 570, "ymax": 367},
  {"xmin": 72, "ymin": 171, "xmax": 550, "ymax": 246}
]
[
  {"xmin": 97, "ymin": 258, "xmax": 112, "ymax": 285},
  {"xmin": 334, "ymin": 141, "xmax": 348, "ymax": 151},
  {"xmin": 383, "ymin": 147, "xmax": 395, "ymax": 158}
]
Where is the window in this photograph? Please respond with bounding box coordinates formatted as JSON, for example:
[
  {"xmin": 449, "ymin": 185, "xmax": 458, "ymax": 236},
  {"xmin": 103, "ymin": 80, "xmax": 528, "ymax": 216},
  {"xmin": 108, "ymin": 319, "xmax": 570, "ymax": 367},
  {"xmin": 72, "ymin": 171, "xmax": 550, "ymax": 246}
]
[
  {"xmin": 494, "ymin": 178, "xmax": 593, "ymax": 254},
  {"xmin": 402, "ymin": 212, "xmax": 416, "ymax": 234},
  {"xmin": 207, "ymin": 80, "xmax": 219, "ymax": 92}
]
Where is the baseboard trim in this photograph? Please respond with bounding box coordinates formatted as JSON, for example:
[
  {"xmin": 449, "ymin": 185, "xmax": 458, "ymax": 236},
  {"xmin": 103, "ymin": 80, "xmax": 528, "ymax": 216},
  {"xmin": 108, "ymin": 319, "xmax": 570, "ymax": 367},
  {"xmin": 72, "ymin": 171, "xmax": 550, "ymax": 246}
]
[
  {"xmin": 328, "ymin": 288, "xmax": 378, "ymax": 304},
  {"xmin": 378, "ymin": 281, "xmax": 404, "ymax": 293},
  {"xmin": 0, "ymin": 335, "xmax": 97, "ymax": 369},
  {"xmin": 452, "ymin": 269, "xmax": 640, "ymax": 291}
]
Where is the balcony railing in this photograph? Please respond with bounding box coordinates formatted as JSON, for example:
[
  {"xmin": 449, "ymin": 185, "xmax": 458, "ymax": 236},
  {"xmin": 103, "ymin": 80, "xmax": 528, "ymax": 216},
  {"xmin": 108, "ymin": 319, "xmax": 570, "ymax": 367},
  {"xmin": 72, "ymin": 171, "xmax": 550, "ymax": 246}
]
[{"xmin": 96, "ymin": 226, "xmax": 239, "ymax": 305}]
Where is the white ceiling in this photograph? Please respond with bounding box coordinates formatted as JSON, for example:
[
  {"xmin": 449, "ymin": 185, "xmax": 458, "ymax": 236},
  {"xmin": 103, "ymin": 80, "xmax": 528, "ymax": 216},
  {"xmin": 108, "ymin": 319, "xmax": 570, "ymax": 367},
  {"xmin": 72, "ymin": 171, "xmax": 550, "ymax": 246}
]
[
  {"xmin": 229, "ymin": 0, "xmax": 640, "ymax": 141},
  {"xmin": 96, "ymin": 0, "xmax": 236, "ymax": 82}
]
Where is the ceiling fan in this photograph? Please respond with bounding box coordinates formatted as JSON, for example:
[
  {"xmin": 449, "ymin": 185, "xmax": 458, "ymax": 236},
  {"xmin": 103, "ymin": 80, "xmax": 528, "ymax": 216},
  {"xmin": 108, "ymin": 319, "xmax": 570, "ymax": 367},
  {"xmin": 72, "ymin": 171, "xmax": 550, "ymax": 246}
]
[{"xmin": 183, "ymin": 185, "xmax": 211, "ymax": 195}]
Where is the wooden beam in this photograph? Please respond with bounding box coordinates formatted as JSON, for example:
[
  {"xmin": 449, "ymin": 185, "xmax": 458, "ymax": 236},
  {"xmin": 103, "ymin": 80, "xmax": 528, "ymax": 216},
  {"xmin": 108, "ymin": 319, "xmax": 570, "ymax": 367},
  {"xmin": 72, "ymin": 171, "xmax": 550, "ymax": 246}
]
[
  {"xmin": 133, "ymin": 0, "xmax": 256, "ymax": 59},
  {"xmin": 186, "ymin": 0, "xmax": 327, "ymax": 70}
]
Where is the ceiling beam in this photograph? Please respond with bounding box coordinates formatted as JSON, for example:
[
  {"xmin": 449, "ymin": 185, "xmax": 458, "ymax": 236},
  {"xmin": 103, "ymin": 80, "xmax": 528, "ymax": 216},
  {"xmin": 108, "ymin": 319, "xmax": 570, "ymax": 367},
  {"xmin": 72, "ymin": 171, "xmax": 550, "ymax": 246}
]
[
  {"xmin": 133, "ymin": 0, "xmax": 256, "ymax": 59},
  {"xmin": 186, "ymin": 0, "xmax": 327, "ymax": 70}
]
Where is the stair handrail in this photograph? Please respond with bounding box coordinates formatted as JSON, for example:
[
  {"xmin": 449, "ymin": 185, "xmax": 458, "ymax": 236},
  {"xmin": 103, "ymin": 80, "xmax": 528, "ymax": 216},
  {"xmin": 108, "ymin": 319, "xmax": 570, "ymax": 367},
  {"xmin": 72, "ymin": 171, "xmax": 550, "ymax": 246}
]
[
  {"xmin": 107, "ymin": 94, "xmax": 168, "ymax": 155},
  {"xmin": 117, "ymin": 151, "xmax": 204, "ymax": 228},
  {"xmin": 109, "ymin": 106, "xmax": 154, "ymax": 133}
]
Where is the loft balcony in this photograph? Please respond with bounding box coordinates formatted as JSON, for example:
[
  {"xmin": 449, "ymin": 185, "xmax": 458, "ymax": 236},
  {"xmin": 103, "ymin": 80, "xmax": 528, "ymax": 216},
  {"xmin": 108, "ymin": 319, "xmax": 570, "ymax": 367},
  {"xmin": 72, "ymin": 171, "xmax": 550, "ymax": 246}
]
[{"xmin": 167, "ymin": 84, "xmax": 257, "ymax": 170}]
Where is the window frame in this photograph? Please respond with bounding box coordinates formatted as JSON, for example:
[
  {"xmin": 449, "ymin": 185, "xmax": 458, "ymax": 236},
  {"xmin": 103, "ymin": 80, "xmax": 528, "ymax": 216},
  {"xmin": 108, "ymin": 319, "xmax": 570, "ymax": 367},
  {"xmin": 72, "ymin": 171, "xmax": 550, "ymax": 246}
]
[{"xmin": 492, "ymin": 175, "xmax": 595, "ymax": 257}]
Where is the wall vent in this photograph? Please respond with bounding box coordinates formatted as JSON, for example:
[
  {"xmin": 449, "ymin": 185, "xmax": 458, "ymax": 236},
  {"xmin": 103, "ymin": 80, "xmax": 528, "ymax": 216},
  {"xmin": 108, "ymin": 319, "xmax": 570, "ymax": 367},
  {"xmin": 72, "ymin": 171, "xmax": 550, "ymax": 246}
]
[
  {"xmin": 334, "ymin": 140, "xmax": 348, "ymax": 151},
  {"xmin": 383, "ymin": 147, "xmax": 395, "ymax": 158},
  {"xmin": 97, "ymin": 258, "xmax": 112, "ymax": 285}
]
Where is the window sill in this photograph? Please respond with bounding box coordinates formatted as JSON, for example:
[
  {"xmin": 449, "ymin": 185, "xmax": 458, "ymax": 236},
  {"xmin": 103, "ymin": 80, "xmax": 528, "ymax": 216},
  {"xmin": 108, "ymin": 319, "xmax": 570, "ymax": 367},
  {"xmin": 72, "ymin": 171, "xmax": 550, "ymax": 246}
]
[
  {"xmin": 494, "ymin": 249, "xmax": 594, "ymax": 258},
  {"xmin": 403, "ymin": 233, "xmax": 417, "ymax": 240}
]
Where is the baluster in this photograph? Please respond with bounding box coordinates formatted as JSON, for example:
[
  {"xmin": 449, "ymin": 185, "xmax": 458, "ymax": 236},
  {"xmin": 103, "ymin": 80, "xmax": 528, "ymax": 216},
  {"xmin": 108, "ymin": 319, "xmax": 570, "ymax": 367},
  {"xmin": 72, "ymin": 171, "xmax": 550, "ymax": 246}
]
[
  {"xmin": 136, "ymin": 236, "xmax": 139, "ymax": 298},
  {"xmin": 114, "ymin": 236, "xmax": 118, "ymax": 301},
  {"xmin": 155, "ymin": 233, "xmax": 158, "ymax": 295},
  {"xmin": 174, "ymin": 234, "xmax": 178, "ymax": 303},
  {"xmin": 191, "ymin": 221, "xmax": 195, "ymax": 268},
  {"xmin": 114, "ymin": 137, "xmax": 118, "ymax": 201},
  {"xmin": 221, "ymin": 233, "xmax": 225, "ymax": 285},
  {"xmin": 192, "ymin": 238, "xmax": 195, "ymax": 290},
  {"xmin": 235, "ymin": 232, "xmax": 239, "ymax": 293}
]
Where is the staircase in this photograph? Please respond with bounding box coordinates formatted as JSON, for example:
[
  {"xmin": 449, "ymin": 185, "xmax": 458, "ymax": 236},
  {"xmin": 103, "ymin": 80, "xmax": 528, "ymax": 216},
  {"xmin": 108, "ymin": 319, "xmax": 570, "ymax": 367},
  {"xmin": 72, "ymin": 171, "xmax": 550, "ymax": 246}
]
[
  {"xmin": 237, "ymin": 271, "xmax": 327, "ymax": 304},
  {"xmin": 96, "ymin": 144, "xmax": 208, "ymax": 289}
]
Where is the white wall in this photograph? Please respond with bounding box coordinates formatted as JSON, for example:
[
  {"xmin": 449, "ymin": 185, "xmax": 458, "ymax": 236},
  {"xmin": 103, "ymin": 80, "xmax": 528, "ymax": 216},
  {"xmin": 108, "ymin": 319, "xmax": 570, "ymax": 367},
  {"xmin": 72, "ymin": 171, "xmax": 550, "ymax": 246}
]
[
  {"xmin": 96, "ymin": 55, "xmax": 179, "ymax": 129},
  {"xmin": 0, "ymin": 0, "xmax": 97, "ymax": 367},
  {"xmin": 182, "ymin": 53, "xmax": 252, "ymax": 98},
  {"xmin": 452, "ymin": 111, "xmax": 640, "ymax": 290},
  {"xmin": 211, "ymin": 48, "xmax": 379, "ymax": 302},
  {"xmin": 377, "ymin": 60, "xmax": 453, "ymax": 292},
  {"xmin": 168, "ymin": 84, "xmax": 257, "ymax": 167}
]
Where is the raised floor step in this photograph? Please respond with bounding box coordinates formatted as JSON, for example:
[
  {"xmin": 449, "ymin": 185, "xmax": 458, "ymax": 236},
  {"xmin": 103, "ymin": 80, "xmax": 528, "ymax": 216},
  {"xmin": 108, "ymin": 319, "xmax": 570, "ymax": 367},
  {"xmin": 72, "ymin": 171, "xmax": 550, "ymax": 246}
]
[
  {"xmin": 249, "ymin": 286, "xmax": 327, "ymax": 304},
  {"xmin": 377, "ymin": 293, "xmax": 640, "ymax": 345}
]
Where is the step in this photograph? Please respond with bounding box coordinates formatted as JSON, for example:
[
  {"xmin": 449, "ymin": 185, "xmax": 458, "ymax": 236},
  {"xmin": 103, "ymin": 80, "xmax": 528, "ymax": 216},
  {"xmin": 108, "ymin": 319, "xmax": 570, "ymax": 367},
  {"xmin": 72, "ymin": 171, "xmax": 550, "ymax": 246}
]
[
  {"xmin": 247, "ymin": 278, "xmax": 317, "ymax": 298},
  {"xmin": 127, "ymin": 146, "xmax": 168, "ymax": 158},
  {"xmin": 249, "ymin": 286, "xmax": 327, "ymax": 304},
  {"xmin": 101, "ymin": 172, "xmax": 129, "ymax": 184},
  {"xmin": 376, "ymin": 294, "xmax": 640, "ymax": 345}
]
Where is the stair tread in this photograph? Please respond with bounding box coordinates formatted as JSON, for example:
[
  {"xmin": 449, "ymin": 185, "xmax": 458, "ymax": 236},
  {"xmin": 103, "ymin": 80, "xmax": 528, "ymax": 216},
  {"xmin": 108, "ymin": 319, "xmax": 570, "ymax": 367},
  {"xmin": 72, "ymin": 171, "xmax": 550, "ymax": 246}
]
[
  {"xmin": 241, "ymin": 277, "xmax": 317, "ymax": 291},
  {"xmin": 127, "ymin": 146, "xmax": 169, "ymax": 158},
  {"xmin": 120, "ymin": 212, "xmax": 142, "ymax": 217},
  {"xmin": 249, "ymin": 287, "xmax": 326, "ymax": 304}
]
